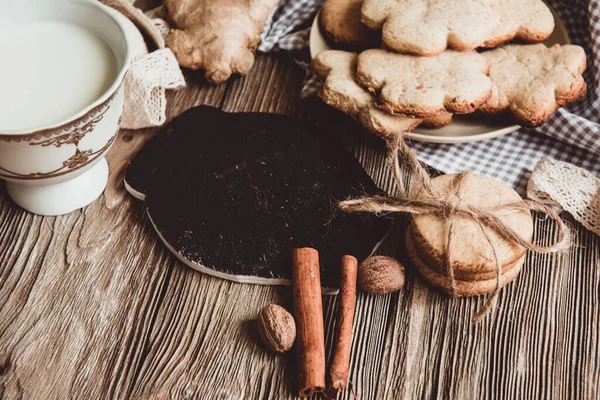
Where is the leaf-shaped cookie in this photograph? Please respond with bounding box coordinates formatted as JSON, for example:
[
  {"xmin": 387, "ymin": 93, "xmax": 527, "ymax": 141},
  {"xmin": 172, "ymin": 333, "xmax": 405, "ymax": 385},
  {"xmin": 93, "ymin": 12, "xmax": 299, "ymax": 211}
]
[
  {"xmin": 356, "ymin": 49, "xmax": 492, "ymax": 117},
  {"xmin": 312, "ymin": 50, "xmax": 452, "ymax": 136},
  {"xmin": 164, "ymin": 0, "xmax": 278, "ymax": 83},
  {"xmin": 361, "ymin": 0, "xmax": 500, "ymax": 56},
  {"xmin": 480, "ymin": 44, "xmax": 587, "ymax": 127}
]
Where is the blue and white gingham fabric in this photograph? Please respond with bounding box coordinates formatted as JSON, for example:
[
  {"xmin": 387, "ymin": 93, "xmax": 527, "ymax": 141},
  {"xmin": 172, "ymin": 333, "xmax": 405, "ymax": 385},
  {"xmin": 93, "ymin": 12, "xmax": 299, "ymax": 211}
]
[{"xmin": 258, "ymin": 0, "xmax": 600, "ymax": 193}]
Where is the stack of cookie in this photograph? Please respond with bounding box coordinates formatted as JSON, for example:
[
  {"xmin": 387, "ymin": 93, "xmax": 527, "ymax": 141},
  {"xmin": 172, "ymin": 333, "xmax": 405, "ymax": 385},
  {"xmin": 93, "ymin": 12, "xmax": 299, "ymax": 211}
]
[
  {"xmin": 314, "ymin": 0, "xmax": 588, "ymax": 137},
  {"xmin": 406, "ymin": 174, "xmax": 533, "ymax": 296}
]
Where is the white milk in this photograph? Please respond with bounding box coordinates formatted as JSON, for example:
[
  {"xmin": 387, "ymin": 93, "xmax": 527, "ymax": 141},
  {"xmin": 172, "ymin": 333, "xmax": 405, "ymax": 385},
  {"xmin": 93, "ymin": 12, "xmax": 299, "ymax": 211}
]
[{"xmin": 0, "ymin": 21, "xmax": 117, "ymax": 131}]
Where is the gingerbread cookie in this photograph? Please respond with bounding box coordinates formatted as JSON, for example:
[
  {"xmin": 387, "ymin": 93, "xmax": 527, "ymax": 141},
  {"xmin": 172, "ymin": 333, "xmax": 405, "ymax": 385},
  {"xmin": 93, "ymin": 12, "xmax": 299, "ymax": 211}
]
[
  {"xmin": 409, "ymin": 173, "xmax": 533, "ymax": 278},
  {"xmin": 320, "ymin": 0, "xmax": 379, "ymax": 50},
  {"xmin": 361, "ymin": 0, "xmax": 499, "ymax": 56},
  {"xmin": 480, "ymin": 44, "xmax": 587, "ymax": 127},
  {"xmin": 421, "ymin": 112, "xmax": 453, "ymax": 129},
  {"xmin": 406, "ymin": 228, "xmax": 526, "ymax": 297},
  {"xmin": 312, "ymin": 50, "xmax": 452, "ymax": 137},
  {"xmin": 410, "ymin": 226, "xmax": 523, "ymax": 282},
  {"xmin": 356, "ymin": 49, "xmax": 492, "ymax": 117},
  {"xmin": 484, "ymin": 0, "xmax": 555, "ymax": 48}
]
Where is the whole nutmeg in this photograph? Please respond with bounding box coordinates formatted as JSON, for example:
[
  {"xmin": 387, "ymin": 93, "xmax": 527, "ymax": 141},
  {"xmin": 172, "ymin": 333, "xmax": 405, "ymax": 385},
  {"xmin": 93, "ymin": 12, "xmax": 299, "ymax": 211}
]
[
  {"xmin": 257, "ymin": 304, "xmax": 296, "ymax": 353},
  {"xmin": 358, "ymin": 256, "xmax": 405, "ymax": 294}
]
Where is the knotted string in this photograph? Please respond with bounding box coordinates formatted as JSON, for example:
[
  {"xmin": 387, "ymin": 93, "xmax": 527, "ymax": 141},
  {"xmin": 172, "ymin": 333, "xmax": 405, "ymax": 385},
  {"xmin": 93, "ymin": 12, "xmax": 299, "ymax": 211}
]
[{"xmin": 339, "ymin": 134, "xmax": 571, "ymax": 322}]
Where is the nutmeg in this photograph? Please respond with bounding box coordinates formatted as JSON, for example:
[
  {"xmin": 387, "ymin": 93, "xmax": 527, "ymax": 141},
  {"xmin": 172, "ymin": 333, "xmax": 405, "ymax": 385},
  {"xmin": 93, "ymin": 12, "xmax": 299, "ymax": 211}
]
[
  {"xmin": 358, "ymin": 256, "xmax": 405, "ymax": 294},
  {"xmin": 257, "ymin": 304, "xmax": 296, "ymax": 353}
]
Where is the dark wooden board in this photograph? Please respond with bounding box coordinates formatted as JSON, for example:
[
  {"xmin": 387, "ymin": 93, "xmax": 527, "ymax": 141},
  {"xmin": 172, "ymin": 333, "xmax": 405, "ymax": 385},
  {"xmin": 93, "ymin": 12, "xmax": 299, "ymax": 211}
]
[{"xmin": 125, "ymin": 106, "xmax": 391, "ymax": 290}]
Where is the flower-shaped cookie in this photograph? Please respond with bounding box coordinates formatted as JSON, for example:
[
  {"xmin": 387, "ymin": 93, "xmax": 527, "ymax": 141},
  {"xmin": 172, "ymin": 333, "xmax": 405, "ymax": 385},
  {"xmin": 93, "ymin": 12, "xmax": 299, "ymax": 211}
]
[
  {"xmin": 312, "ymin": 50, "xmax": 452, "ymax": 137},
  {"xmin": 356, "ymin": 49, "xmax": 492, "ymax": 117},
  {"xmin": 484, "ymin": 0, "xmax": 555, "ymax": 47},
  {"xmin": 361, "ymin": 0, "xmax": 500, "ymax": 56},
  {"xmin": 481, "ymin": 44, "xmax": 587, "ymax": 126}
]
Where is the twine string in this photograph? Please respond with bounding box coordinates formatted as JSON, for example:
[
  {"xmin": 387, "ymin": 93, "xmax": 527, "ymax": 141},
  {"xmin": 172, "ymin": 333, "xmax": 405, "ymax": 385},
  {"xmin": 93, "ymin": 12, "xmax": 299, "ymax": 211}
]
[{"xmin": 339, "ymin": 133, "xmax": 571, "ymax": 321}]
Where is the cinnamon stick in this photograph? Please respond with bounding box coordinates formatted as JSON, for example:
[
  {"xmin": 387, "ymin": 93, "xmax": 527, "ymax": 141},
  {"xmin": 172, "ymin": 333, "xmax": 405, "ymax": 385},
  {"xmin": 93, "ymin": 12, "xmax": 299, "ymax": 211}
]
[
  {"xmin": 292, "ymin": 247, "xmax": 326, "ymax": 397},
  {"xmin": 326, "ymin": 255, "xmax": 358, "ymax": 398}
]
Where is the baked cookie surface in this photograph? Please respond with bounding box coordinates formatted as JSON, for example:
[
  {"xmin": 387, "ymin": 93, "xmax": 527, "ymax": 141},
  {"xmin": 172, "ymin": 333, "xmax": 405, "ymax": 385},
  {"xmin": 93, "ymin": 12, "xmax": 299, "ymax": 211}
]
[
  {"xmin": 313, "ymin": 50, "xmax": 421, "ymax": 137},
  {"xmin": 409, "ymin": 173, "xmax": 533, "ymax": 275},
  {"xmin": 406, "ymin": 227, "xmax": 526, "ymax": 297},
  {"xmin": 361, "ymin": 0, "xmax": 500, "ymax": 56},
  {"xmin": 481, "ymin": 44, "xmax": 587, "ymax": 126},
  {"xmin": 484, "ymin": 0, "xmax": 555, "ymax": 48},
  {"xmin": 312, "ymin": 50, "xmax": 452, "ymax": 137},
  {"xmin": 320, "ymin": 0, "xmax": 379, "ymax": 50},
  {"xmin": 356, "ymin": 49, "xmax": 492, "ymax": 117}
]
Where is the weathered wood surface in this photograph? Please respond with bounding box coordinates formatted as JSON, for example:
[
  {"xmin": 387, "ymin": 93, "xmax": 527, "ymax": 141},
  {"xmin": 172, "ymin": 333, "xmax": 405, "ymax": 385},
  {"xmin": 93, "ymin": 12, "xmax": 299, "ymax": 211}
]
[{"xmin": 0, "ymin": 54, "xmax": 599, "ymax": 400}]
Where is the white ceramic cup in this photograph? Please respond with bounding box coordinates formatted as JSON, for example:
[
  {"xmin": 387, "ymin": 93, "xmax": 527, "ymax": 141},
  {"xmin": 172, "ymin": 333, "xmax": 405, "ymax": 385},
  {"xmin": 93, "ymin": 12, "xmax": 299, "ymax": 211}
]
[{"xmin": 0, "ymin": 0, "xmax": 132, "ymax": 216}]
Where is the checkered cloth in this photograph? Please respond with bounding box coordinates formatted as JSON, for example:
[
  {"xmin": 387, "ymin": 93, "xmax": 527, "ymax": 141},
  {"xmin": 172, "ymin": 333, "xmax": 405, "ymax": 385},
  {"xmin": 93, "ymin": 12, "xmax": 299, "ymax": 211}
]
[{"xmin": 258, "ymin": 0, "xmax": 600, "ymax": 193}]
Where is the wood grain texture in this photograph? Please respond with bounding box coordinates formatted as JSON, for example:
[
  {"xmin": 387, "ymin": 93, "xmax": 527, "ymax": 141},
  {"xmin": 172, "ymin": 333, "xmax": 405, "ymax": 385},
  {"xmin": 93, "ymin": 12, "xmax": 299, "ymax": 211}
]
[{"xmin": 0, "ymin": 54, "xmax": 598, "ymax": 400}]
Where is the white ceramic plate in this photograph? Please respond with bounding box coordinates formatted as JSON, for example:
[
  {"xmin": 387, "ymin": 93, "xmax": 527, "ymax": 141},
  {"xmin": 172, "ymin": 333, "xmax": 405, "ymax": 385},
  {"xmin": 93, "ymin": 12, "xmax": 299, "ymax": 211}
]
[{"xmin": 310, "ymin": 6, "xmax": 570, "ymax": 143}]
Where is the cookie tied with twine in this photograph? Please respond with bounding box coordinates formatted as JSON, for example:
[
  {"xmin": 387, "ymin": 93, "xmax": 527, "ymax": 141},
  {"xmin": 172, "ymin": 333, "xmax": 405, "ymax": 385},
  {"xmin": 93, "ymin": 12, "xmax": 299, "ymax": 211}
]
[
  {"xmin": 409, "ymin": 173, "xmax": 533, "ymax": 285},
  {"xmin": 339, "ymin": 134, "xmax": 571, "ymax": 321}
]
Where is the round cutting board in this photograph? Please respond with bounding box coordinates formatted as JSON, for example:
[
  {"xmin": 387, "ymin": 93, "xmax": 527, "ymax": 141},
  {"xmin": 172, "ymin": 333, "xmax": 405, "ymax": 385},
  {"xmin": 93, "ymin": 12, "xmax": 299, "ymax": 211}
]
[{"xmin": 310, "ymin": 6, "xmax": 570, "ymax": 144}]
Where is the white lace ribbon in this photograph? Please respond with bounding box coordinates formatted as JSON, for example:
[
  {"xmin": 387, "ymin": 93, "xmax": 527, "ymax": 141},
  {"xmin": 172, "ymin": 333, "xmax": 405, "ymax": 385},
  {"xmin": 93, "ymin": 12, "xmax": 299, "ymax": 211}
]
[
  {"xmin": 101, "ymin": 0, "xmax": 185, "ymax": 130},
  {"xmin": 528, "ymin": 159, "xmax": 600, "ymax": 236}
]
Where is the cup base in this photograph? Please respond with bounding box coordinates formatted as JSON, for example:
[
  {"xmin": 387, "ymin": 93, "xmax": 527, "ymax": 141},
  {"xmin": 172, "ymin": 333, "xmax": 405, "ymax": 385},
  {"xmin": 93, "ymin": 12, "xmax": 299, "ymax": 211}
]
[{"xmin": 6, "ymin": 158, "xmax": 109, "ymax": 216}]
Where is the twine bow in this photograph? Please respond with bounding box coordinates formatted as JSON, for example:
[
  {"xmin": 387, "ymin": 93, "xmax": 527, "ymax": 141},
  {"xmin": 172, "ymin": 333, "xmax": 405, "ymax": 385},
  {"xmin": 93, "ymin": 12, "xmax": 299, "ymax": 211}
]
[{"xmin": 339, "ymin": 134, "xmax": 571, "ymax": 322}]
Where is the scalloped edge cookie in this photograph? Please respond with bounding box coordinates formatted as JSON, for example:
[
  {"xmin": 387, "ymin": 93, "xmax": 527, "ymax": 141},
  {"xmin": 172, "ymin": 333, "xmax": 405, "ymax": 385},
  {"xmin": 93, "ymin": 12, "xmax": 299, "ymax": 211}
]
[
  {"xmin": 480, "ymin": 44, "xmax": 587, "ymax": 127},
  {"xmin": 312, "ymin": 50, "xmax": 452, "ymax": 136}
]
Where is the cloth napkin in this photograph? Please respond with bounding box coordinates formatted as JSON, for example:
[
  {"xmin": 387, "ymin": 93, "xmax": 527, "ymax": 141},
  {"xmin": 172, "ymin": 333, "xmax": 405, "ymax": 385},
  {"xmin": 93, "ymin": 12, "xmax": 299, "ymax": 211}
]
[{"xmin": 258, "ymin": 0, "xmax": 600, "ymax": 194}]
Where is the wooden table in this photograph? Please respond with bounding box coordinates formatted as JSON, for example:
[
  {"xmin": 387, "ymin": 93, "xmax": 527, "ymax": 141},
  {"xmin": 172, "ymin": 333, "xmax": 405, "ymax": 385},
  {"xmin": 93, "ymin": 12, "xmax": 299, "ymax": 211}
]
[{"xmin": 0, "ymin": 54, "xmax": 598, "ymax": 399}]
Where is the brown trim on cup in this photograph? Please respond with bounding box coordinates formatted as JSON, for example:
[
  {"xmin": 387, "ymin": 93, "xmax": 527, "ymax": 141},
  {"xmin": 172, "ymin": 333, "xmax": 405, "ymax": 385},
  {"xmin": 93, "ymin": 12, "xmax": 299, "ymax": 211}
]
[
  {"xmin": 30, "ymin": 106, "xmax": 110, "ymax": 148},
  {"xmin": 0, "ymin": 91, "xmax": 117, "ymax": 143},
  {"xmin": 0, "ymin": 131, "xmax": 118, "ymax": 180}
]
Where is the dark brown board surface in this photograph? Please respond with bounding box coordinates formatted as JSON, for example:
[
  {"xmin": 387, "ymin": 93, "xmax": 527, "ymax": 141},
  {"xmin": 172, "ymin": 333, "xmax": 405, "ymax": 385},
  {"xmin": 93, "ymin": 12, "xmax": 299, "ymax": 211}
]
[{"xmin": 126, "ymin": 106, "xmax": 392, "ymax": 289}]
